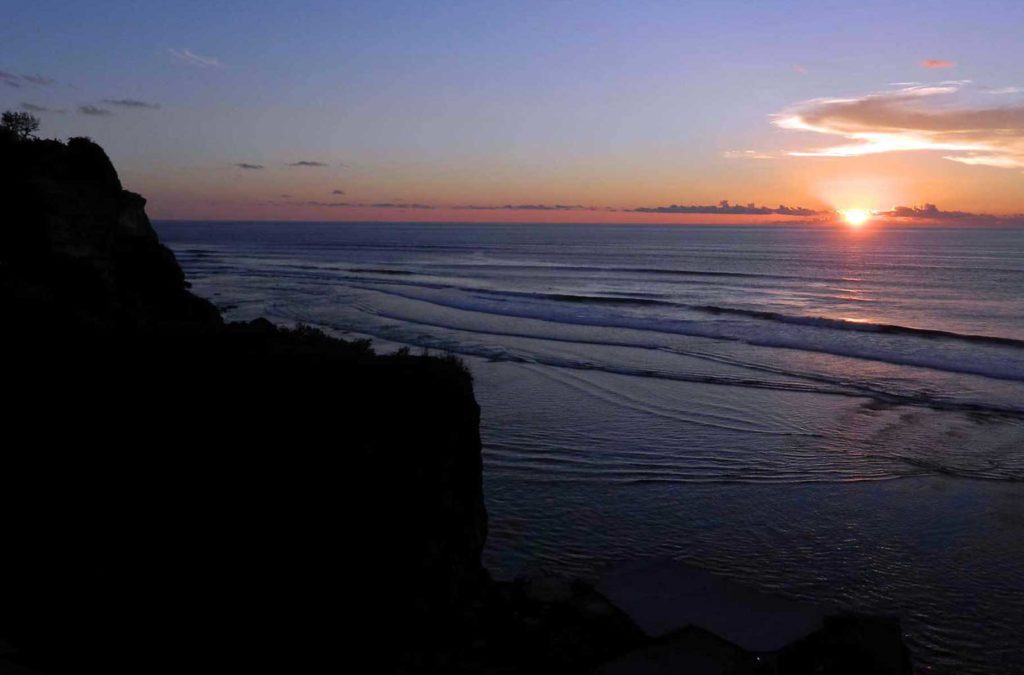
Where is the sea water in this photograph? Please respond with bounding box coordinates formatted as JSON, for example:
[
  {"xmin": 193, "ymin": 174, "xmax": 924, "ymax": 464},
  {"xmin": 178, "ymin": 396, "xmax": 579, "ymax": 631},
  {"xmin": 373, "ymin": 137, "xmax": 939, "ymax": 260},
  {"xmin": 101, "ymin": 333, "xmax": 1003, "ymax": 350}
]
[{"xmin": 158, "ymin": 222, "xmax": 1024, "ymax": 673}]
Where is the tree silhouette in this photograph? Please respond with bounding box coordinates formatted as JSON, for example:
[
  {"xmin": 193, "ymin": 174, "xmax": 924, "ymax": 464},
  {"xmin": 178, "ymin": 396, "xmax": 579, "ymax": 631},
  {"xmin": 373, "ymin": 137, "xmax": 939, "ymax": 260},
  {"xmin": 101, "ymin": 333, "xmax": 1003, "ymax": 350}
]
[{"xmin": 1, "ymin": 111, "xmax": 40, "ymax": 140}]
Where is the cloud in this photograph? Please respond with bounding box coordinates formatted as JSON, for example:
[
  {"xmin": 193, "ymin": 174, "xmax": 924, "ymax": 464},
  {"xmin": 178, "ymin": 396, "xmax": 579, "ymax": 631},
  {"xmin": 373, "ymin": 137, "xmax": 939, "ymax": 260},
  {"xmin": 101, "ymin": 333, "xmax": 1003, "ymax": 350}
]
[
  {"xmin": 793, "ymin": 64, "xmax": 807, "ymax": 75},
  {"xmin": 301, "ymin": 201, "xmax": 435, "ymax": 209},
  {"xmin": 943, "ymin": 155, "xmax": 1024, "ymax": 169},
  {"xmin": 289, "ymin": 160, "xmax": 329, "ymax": 167},
  {"xmin": 921, "ymin": 59, "xmax": 955, "ymax": 69},
  {"xmin": 1, "ymin": 72, "xmax": 58, "ymax": 87},
  {"xmin": 22, "ymin": 74, "xmax": 57, "ymax": 85},
  {"xmin": 774, "ymin": 83, "xmax": 1024, "ymax": 169},
  {"xmin": 452, "ymin": 203, "xmax": 587, "ymax": 211},
  {"xmin": 880, "ymin": 203, "xmax": 1024, "ymax": 225},
  {"xmin": 234, "ymin": 163, "xmax": 264, "ymax": 170},
  {"xmin": 168, "ymin": 48, "xmax": 222, "ymax": 68},
  {"xmin": 985, "ymin": 86, "xmax": 1022, "ymax": 95},
  {"xmin": 884, "ymin": 204, "xmax": 974, "ymax": 219},
  {"xmin": 78, "ymin": 104, "xmax": 112, "ymax": 116},
  {"xmin": 21, "ymin": 102, "xmax": 64, "ymax": 113},
  {"xmin": 293, "ymin": 201, "xmax": 604, "ymax": 211},
  {"xmin": 631, "ymin": 200, "xmax": 822, "ymax": 216},
  {"xmin": 102, "ymin": 98, "xmax": 160, "ymax": 109},
  {"xmin": 331, "ymin": 189, "xmax": 345, "ymax": 195},
  {"xmin": 723, "ymin": 149, "xmax": 775, "ymax": 160}
]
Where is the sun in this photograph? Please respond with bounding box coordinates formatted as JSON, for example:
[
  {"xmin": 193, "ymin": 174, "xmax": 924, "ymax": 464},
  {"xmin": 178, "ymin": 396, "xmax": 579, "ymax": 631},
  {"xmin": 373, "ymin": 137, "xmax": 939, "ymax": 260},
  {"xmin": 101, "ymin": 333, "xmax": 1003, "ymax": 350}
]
[{"xmin": 841, "ymin": 208, "xmax": 871, "ymax": 228}]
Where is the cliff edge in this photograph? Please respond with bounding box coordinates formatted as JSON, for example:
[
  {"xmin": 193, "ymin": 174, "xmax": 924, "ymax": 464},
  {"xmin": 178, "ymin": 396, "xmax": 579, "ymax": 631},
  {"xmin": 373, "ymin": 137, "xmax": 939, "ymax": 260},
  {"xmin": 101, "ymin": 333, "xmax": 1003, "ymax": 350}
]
[
  {"xmin": 0, "ymin": 134, "xmax": 494, "ymax": 673},
  {"xmin": 1, "ymin": 134, "xmax": 221, "ymax": 332},
  {"xmin": 0, "ymin": 131, "xmax": 909, "ymax": 674}
]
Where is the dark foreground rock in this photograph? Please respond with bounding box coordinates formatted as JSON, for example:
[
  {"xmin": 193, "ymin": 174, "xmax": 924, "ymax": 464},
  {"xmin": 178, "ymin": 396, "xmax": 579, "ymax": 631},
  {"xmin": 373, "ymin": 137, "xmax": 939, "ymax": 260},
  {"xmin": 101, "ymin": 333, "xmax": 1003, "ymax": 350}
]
[
  {"xmin": 778, "ymin": 614, "xmax": 912, "ymax": 675},
  {"xmin": 1, "ymin": 133, "xmax": 494, "ymax": 673},
  {"xmin": 0, "ymin": 132, "xmax": 909, "ymax": 674}
]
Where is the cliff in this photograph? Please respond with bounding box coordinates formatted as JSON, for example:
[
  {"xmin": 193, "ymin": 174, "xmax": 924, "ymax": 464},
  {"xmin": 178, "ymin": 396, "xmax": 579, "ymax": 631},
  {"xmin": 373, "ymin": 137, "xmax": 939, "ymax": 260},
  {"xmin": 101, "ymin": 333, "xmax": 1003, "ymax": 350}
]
[
  {"xmin": 0, "ymin": 135, "xmax": 497, "ymax": 672},
  {"xmin": 0, "ymin": 135, "xmax": 221, "ymax": 333},
  {"xmin": 0, "ymin": 132, "xmax": 910, "ymax": 674}
]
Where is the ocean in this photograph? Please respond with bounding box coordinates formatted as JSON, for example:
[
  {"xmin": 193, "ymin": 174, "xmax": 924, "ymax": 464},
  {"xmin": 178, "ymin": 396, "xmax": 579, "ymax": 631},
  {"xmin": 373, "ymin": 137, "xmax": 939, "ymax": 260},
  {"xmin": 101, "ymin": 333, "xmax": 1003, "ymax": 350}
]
[{"xmin": 157, "ymin": 221, "xmax": 1024, "ymax": 673}]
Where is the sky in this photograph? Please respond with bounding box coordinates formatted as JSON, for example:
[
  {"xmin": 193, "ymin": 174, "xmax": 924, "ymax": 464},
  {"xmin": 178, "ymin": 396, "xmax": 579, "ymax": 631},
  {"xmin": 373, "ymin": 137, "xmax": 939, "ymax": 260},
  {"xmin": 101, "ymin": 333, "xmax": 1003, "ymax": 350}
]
[{"xmin": 3, "ymin": 0, "xmax": 1024, "ymax": 224}]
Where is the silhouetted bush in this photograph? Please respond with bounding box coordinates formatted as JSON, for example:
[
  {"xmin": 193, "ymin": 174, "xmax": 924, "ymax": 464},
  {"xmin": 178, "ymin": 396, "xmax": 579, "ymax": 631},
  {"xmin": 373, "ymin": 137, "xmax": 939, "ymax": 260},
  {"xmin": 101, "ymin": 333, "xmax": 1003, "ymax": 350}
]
[
  {"xmin": 439, "ymin": 352, "xmax": 472, "ymax": 379},
  {"xmin": 1, "ymin": 111, "xmax": 39, "ymax": 141}
]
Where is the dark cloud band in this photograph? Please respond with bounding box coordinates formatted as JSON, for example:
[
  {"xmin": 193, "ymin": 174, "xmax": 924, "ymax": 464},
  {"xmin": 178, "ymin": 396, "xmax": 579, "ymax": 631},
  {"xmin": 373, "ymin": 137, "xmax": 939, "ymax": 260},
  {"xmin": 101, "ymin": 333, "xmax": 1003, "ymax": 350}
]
[
  {"xmin": 102, "ymin": 98, "xmax": 160, "ymax": 109},
  {"xmin": 78, "ymin": 104, "xmax": 112, "ymax": 116},
  {"xmin": 632, "ymin": 201, "xmax": 821, "ymax": 216},
  {"xmin": 21, "ymin": 102, "xmax": 64, "ymax": 113}
]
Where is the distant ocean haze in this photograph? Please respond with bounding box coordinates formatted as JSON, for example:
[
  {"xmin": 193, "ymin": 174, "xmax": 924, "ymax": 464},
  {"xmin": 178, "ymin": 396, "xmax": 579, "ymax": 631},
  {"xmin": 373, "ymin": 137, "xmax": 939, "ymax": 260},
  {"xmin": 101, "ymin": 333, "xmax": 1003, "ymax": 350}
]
[{"xmin": 158, "ymin": 221, "xmax": 1024, "ymax": 674}]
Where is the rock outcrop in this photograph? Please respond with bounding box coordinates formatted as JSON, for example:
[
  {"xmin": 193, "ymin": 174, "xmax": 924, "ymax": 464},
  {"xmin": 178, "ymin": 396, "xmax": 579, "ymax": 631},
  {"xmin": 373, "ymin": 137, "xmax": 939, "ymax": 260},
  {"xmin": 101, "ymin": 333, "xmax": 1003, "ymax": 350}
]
[
  {"xmin": 0, "ymin": 132, "xmax": 910, "ymax": 674},
  {"xmin": 0, "ymin": 134, "xmax": 492, "ymax": 673},
  {"xmin": 1, "ymin": 135, "xmax": 221, "ymax": 332}
]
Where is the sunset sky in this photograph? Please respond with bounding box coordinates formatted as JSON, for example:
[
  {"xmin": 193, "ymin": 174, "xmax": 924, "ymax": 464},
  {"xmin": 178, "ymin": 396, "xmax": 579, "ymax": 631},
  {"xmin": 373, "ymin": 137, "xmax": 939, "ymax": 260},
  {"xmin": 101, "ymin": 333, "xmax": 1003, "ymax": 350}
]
[{"xmin": 4, "ymin": 0, "xmax": 1024, "ymax": 224}]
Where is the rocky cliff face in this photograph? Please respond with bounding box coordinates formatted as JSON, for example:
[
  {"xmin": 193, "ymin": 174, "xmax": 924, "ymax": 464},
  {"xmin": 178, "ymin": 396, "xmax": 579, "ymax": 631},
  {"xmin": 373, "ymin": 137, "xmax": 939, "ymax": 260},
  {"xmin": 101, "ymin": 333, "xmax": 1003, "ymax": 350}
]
[
  {"xmin": 0, "ymin": 134, "xmax": 490, "ymax": 673},
  {"xmin": 1, "ymin": 135, "xmax": 221, "ymax": 332},
  {"xmin": 0, "ymin": 133, "xmax": 907, "ymax": 674}
]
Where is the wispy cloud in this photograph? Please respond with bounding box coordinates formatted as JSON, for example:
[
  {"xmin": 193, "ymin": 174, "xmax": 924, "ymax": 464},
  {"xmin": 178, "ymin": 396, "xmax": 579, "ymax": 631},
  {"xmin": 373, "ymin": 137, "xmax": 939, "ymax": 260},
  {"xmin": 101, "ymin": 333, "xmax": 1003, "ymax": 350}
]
[
  {"xmin": 22, "ymin": 74, "xmax": 57, "ymax": 85},
  {"xmin": 632, "ymin": 200, "xmax": 822, "ymax": 216},
  {"xmin": 21, "ymin": 102, "xmax": 64, "ymax": 113},
  {"xmin": 723, "ymin": 149, "xmax": 775, "ymax": 160},
  {"xmin": 793, "ymin": 64, "xmax": 807, "ymax": 75},
  {"xmin": 452, "ymin": 203, "xmax": 588, "ymax": 211},
  {"xmin": 291, "ymin": 201, "xmax": 603, "ymax": 211},
  {"xmin": 880, "ymin": 203, "xmax": 1024, "ymax": 225},
  {"xmin": 234, "ymin": 163, "xmax": 264, "ymax": 170},
  {"xmin": 985, "ymin": 86, "xmax": 1022, "ymax": 95},
  {"xmin": 168, "ymin": 48, "xmax": 222, "ymax": 68},
  {"xmin": 78, "ymin": 104, "xmax": 112, "ymax": 116},
  {"xmin": 774, "ymin": 83, "xmax": 1024, "ymax": 169},
  {"xmin": 1, "ymin": 71, "xmax": 21, "ymax": 88},
  {"xmin": 102, "ymin": 98, "xmax": 160, "ymax": 109},
  {"xmin": 301, "ymin": 201, "xmax": 435, "ymax": 209},
  {"xmin": 1, "ymin": 72, "xmax": 58, "ymax": 87},
  {"xmin": 944, "ymin": 155, "xmax": 1024, "ymax": 169},
  {"xmin": 921, "ymin": 59, "xmax": 955, "ymax": 69},
  {"xmin": 289, "ymin": 160, "xmax": 329, "ymax": 167}
]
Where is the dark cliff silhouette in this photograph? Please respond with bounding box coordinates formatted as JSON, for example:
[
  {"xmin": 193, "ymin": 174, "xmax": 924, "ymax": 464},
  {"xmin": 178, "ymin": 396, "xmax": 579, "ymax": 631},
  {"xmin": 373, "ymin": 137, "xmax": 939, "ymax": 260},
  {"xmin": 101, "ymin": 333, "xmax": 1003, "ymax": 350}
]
[
  {"xmin": 0, "ymin": 132, "xmax": 495, "ymax": 672},
  {"xmin": 0, "ymin": 131, "xmax": 650, "ymax": 674},
  {"xmin": 0, "ymin": 130, "xmax": 909, "ymax": 674}
]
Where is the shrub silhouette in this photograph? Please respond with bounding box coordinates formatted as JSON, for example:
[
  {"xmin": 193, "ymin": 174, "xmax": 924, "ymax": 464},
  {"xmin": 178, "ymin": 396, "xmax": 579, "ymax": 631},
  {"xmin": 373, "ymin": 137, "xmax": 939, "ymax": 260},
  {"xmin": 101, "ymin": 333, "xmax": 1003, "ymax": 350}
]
[{"xmin": 1, "ymin": 110, "xmax": 40, "ymax": 141}]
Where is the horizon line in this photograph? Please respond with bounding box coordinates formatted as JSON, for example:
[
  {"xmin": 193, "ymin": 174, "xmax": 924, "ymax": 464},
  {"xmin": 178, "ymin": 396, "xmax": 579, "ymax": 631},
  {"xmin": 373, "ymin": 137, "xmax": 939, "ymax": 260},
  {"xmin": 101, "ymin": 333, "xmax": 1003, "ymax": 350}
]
[{"xmin": 150, "ymin": 217, "xmax": 1024, "ymax": 229}]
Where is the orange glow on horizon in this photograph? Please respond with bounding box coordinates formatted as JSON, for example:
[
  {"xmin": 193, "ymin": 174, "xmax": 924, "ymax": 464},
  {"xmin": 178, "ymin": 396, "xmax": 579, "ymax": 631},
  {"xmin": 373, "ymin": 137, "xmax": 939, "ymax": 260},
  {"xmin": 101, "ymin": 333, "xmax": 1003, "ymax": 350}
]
[{"xmin": 841, "ymin": 208, "xmax": 872, "ymax": 228}]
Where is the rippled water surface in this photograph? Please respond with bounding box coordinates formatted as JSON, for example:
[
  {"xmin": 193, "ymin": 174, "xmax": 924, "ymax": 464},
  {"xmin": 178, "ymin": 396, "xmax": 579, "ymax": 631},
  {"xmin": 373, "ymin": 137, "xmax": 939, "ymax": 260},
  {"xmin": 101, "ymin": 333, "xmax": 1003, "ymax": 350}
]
[{"xmin": 158, "ymin": 222, "xmax": 1024, "ymax": 673}]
